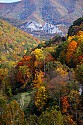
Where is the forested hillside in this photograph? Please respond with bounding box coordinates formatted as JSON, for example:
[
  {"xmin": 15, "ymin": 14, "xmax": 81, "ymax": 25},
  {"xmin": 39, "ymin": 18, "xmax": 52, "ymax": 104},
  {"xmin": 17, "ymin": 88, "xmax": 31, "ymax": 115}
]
[
  {"xmin": 0, "ymin": 17, "xmax": 83, "ymax": 125},
  {"xmin": 0, "ymin": 19, "xmax": 40, "ymax": 67}
]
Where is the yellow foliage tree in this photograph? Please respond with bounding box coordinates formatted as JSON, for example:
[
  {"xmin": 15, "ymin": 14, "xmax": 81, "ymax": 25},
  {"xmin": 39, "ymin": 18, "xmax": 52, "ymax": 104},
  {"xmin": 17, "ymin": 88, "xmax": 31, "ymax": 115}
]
[
  {"xmin": 35, "ymin": 86, "xmax": 48, "ymax": 111},
  {"xmin": 77, "ymin": 31, "xmax": 83, "ymax": 44},
  {"xmin": 31, "ymin": 48, "xmax": 44, "ymax": 61},
  {"xmin": 56, "ymin": 67, "xmax": 68, "ymax": 76},
  {"xmin": 33, "ymin": 70, "xmax": 45, "ymax": 89}
]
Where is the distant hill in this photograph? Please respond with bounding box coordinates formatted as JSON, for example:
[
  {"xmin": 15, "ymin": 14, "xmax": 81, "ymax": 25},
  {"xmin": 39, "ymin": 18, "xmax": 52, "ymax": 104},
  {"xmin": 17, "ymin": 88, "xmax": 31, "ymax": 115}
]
[
  {"xmin": 0, "ymin": 0, "xmax": 83, "ymax": 25},
  {"xmin": 0, "ymin": 19, "xmax": 40, "ymax": 67},
  {"xmin": 0, "ymin": 0, "xmax": 83, "ymax": 38}
]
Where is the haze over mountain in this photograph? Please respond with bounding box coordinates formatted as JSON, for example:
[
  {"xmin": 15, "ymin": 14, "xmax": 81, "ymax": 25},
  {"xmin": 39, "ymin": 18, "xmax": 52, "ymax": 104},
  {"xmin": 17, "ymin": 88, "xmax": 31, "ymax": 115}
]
[{"xmin": 0, "ymin": 0, "xmax": 83, "ymax": 38}]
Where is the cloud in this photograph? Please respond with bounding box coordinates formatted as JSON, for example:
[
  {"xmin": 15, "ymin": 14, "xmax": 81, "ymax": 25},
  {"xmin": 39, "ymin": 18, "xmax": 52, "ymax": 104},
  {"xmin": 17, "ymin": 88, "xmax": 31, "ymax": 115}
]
[{"xmin": 0, "ymin": 0, "xmax": 21, "ymax": 3}]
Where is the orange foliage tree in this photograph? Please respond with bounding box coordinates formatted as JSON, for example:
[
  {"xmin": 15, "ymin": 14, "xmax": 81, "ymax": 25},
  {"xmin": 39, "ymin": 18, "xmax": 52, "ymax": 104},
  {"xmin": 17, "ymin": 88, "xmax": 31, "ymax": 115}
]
[
  {"xmin": 17, "ymin": 65, "xmax": 31, "ymax": 87},
  {"xmin": 66, "ymin": 40, "xmax": 77, "ymax": 63},
  {"xmin": 61, "ymin": 96, "xmax": 70, "ymax": 113}
]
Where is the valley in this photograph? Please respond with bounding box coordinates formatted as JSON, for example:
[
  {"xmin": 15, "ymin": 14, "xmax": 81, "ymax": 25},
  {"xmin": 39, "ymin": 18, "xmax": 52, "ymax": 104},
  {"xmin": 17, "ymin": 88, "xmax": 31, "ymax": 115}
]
[
  {"xmin": 0, "ymin": 17, "xmax": 83, "ymax": 125},
  {"xmin": 0, "ymin": 1, "xmax": 83, "ymax": 124}
]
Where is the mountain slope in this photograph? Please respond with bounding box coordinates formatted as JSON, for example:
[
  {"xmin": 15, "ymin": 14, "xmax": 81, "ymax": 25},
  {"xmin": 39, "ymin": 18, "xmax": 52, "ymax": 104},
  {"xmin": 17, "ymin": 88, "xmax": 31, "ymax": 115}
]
[{"xmin": 0, "ymin": 19, "xmax": 40, "ymax": 67}]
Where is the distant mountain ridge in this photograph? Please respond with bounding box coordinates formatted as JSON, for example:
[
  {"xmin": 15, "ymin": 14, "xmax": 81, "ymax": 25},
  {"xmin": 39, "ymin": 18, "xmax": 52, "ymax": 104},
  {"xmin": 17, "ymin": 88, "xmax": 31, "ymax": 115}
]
[{"xmin": 0, "ymin": 0, "xmax": 83, "ymax": 38}]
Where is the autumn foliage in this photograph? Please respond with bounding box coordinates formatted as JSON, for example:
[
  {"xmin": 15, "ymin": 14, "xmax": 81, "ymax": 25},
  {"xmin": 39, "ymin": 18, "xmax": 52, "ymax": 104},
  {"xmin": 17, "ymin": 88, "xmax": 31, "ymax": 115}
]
[
  {"xmin": 61, "ymin": 96, "xmax": 70, "ymax": 113},
  {"xmin": 0, "ymin": 17, "xmax": 83, "ymax": 125},
  {"xmin": 1, "ymin": 100, "xmax": 24, "ymax": 125},
  {"xmin": 66, "ymin": 40, "xmax": 77, "ymax": 63}
]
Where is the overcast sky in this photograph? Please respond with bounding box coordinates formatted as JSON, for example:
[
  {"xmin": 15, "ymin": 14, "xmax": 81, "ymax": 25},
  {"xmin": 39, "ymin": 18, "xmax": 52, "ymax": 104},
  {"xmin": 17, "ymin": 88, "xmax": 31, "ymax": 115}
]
[{"xmin": 0, "ymin": 0, "xmax": 21, "ymax": 3}]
